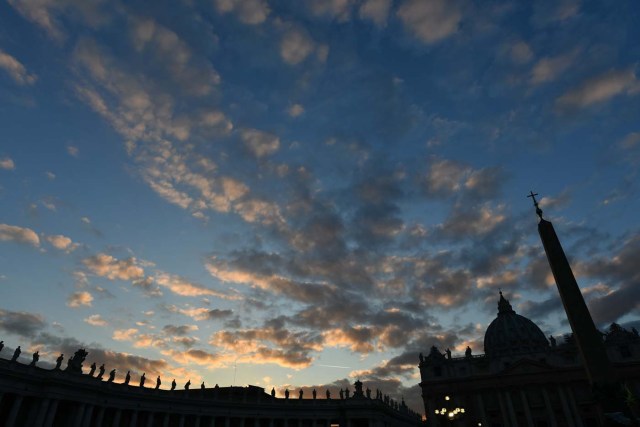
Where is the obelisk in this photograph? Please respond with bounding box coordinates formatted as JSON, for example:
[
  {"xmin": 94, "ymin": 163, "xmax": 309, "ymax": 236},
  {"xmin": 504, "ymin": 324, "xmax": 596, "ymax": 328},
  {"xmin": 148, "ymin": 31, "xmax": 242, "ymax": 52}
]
[{"xmin": 528, "ymin": 192, "xmax": 620, "ymax": 411}]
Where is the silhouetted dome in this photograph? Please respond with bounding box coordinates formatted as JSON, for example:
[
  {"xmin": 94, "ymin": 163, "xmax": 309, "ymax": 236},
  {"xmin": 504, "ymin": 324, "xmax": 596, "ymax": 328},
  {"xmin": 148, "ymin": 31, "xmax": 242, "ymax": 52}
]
[{"xmin": 484, "ymin": 292, "xmax": 549, "ymax": 358}]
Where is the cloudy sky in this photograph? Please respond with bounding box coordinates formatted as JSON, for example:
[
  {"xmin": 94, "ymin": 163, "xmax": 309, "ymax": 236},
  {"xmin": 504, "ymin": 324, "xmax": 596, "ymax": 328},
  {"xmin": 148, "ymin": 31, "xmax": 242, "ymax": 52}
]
[{"xmin": 1, "ymin": 0, "xmax": 639, "ymax": 414}]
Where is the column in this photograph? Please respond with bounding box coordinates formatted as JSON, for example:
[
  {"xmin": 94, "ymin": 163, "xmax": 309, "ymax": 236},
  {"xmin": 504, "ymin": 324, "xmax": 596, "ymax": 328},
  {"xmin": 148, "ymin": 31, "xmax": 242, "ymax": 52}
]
[
  {"xmin": 43, "ymin": 399, "xmax": 59, "ymax": 427},
  {"xmin": 497, "ymin": 391, "xmax": 510, "ymax": 427},
  {"xmin": 520, "ymin": 390, "xmax": 535, "ymax": 427},
  {"xmin": 112, "ymin": 409, "xmax": 122, "ymax": 427},
  {"xmin": 6, "ymin": 394, "xmax": 24, "ymax": 427},
  {"xmin": 82, "ymin": 404, "xmax": 95, "ymax": 427},
  {"xmin": 179, "ymin": 414, "xmax": 185, "ymax": 427},
  {"xmin": 566, "ymin": 386, "xmax": 584, "ymax": 427},
  {"xmin": 74, "ymin": 404, "xmax": 86, "ymax": 427},
  {"xmin": 95, "ymin": 407, "xmax": 106, "ymax": 427},
  {"xmin": 558, "ymin": 387, "xmax": 575, "ymax": 427},
  {"xmin": 130, "ymin": 410, "xmax": 138, "ymax": 427},
  {"xmin": 163, "ymin": 413, "xmax": 170, "ymax": 427},
  {"xmin": 225, "ymin": 417, "xmax": 231, "ymax": 427},
  {"xmin": 476, "ymin": 394, "xmax": 488, "ymax": 427},
  {"xmin": 269, "ymin": 418, "xmax": 275, "ymax": 427},
  {"xmin": 34, "ymin": 398, "xmax": 51, "ymax": 426},
  {"xmin": 195, "ymin": 415, "xmax": 201, "ymax": 427},
  {"xmin": 504, "ymin": 391, "xmax": 518, "ymax": 427},
  {"xmin": 542, "ymin": 388, "xmax": 558, "ymax": 427},
  {"xmin": 146, "ymin": 412, "xmax": 155, "ymax": 427}
]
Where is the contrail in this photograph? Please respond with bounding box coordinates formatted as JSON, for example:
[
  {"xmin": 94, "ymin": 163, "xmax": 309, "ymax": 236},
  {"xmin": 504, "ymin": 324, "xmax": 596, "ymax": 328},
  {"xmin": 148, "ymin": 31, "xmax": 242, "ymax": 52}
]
[{"xmin": 317, "ymin": 364, "xmax": 352, "ymax": 369}]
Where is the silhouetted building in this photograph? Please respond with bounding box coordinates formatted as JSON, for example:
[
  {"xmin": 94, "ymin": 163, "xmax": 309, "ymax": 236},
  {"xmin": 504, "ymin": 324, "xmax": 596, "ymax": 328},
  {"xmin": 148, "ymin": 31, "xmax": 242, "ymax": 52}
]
[
  {"xmin": 0, "ymin": 348, "xmax": 421, "ymax": 427},
  {"xmin": 419, "ymin": 292, "xmax": 640, "ymax": 427}
]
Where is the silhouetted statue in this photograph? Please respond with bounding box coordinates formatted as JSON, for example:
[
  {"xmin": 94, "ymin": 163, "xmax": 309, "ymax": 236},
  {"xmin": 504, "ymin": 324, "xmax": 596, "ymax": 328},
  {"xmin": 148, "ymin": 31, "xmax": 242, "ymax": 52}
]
[
  {"xmin": 108, "ymin": 369, "xmax": 116, "ymax": 382},
  {"xmin": 124, "ymin": 371, "xmax": 131, "ymax": 385},
  {"xmin": 66, "ymin": 349, "xmax": 88, "ymax": 373},
  {"xmin": 549, "ymin": 335, "xmax": 557, "ymax": 347},
  {"xmin": 140, "ymin": 373, "xmax": 146, "ymax": 387},
  {"xmin": 299, "ymin": 389, "xmax": 303, "ymax": 399},
  {"xmin": 445, "ymin": 348, "xmax": 451, "ymax": 359},
  {"xmin": 30, "ymin": 350, "xmax": 39, "ymax": 366},
  {"xmin": 345, "ymin": 388, "xmax": 350, "ymax": 399},
  {"xmin": 271, "ymin": 387, "xmax": 275, "ymax": 397},
  {"xmin": 156, "ymin": 376, "xmax": 161, "ymax": 389},
  {"xmin": 465, "ymin": 346, "xmax": 472, "ymax": 358},
  {"xmin": 201, "ymin": 381, "xmax": 205, "ymax": 390},
  {"xmin": 89, "ymin": 362, "xmax": 97, "ymax": 376},
  {"xmin": 339, "ymin": 389, "xmax": 344, "ymax": 400},
  {"xmin": 633, "ymin": 327, "xmax": 639, "ymax": 337},
  {"xmin": 285, "ymin": 389, "xmax": 289, "ymax": 399},
  {"xmin": 185, "ymin": 379, "xmax": 191, "ymax": 390},
  {"xmin": 419, "ymin": 352, "xmax": 423, "ymax": 363},
  {"xmin": 326, "ymin": 389, "xmax": 331, "ymax": 399},
  {"xmin": 313, "ymin": 389, "xmax": 317, "ymax": 399},
  {"xmin": 215, "ymin": 384, "xmax": 219, "ymax": 389},
  {"xmin": 366, "ymin": 387, "xmax": 371, "ymax": 398},
  {"xmin": 11, "ymin": 346, "xmax": 21, "ymax": 362},
  {"xmin": 98, "ymin": 364, "xmax": 105, "ymax": 379},
  {"xmin": 171, "ymin": 379, "xmax": 176, "ymax": 390},
  {"xmin": 0, "ymin": 340, "xmax": 4, "ymax": 353}
]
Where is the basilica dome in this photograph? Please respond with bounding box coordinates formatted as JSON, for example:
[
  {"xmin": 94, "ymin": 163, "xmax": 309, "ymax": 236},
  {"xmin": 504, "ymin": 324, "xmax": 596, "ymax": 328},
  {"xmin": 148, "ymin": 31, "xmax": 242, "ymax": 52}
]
[{"xmin": 484, "ymin": 292, "xmax": 549, "ymax": 358}]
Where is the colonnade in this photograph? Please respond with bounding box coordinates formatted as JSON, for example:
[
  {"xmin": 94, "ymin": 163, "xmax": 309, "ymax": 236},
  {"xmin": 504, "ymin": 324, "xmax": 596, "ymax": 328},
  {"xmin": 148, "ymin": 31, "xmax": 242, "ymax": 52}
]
[{"xmin": 0, "ymin": 389, "xmax": 416, "ymax": 427}]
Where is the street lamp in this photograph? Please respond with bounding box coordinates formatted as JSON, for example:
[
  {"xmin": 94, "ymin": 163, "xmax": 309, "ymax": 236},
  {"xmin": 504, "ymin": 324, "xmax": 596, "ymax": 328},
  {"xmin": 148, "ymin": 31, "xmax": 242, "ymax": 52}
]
[{"xmin": 433, "ymin": 395, "xmax": 465, "ymax": 425}]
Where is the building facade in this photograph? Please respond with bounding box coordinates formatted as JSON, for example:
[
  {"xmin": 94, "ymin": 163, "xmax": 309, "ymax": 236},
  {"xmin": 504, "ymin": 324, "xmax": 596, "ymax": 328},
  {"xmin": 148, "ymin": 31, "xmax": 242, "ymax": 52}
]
[
  {"xmin": 418, "ymin": 293, "xmax": 640, "ymax": 427},
  {"xmin": 0, "ymin": 349, "xmax": 422, "ymax": 427}
]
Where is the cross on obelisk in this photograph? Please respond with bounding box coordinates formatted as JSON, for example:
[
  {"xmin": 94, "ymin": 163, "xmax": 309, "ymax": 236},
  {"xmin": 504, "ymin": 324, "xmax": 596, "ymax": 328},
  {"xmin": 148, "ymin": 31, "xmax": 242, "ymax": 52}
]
[{"xmin": 527, "ymin": 191, "xmax": 543, "ymax": 219}]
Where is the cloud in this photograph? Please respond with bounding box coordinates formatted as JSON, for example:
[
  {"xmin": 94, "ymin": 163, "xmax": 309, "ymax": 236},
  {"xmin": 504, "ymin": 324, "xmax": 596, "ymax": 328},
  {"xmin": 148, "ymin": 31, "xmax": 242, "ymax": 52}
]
[
  {"xmin": 397, "ymin": 0, "xmax": 461, "ymax": 44},
  {"xmin": 556, "ymin": 67, "xmax": 640, "ymax": 110},
  {"xmin": 155, "ymin": 273, "xmax": 240, "ymax": 299},
  {"xmin": 177, "ymin": 307, "xmax": 234, "ymax": 321},
  {"xmin": 437, "ymin": 204, "xmax": 506, "ymax": 239},
  {"xmin": 210, "ymin": 325, "xmax": 323, "ymax": 369},
  {"xmin": 359, "ymin": 0, "xmax": 392, "ymax": 27},
  {"xmin": 288, "ymin": 104, "xmax": 305, "ymax": 118},
  {"xmin": 214, "ymin": 0, "xmax": 270, "ymax": 25},
  {"xmin": 84, "ymin": 314, "xmax": 108, "ymax": 326},
  {"xmin": 322, "ymin": 327, "xmax": 375, "ymax": 353},
  {"xmin": 162, "ymin": 324, "xmax": 198, "ymax": 336},
  {"xmin": 308, "ymin": 0, "xmax": 354, "ymax": 22},
  {"xmin": 0, "ymin": 49, "xmax": 37, "ymax": 85},
  {"xmin": 83, "ymin": 253, "xmax": 145, "ymax": 281},
  {"xmin": 532, "ymin": 0, "xmax": 580, "ymax": 27},
  {"xmin": 113, "ymin": 328, "xmax": 139, "ymax": 341},
  {"xmin": 576, "ymin": 233, "xmax": 640, "ymax": 325},
  {"xmin": 67, "ymin": 145, "xmax": 79, "ymax": 157},
  {"xmin": 132, "ymin": 277, "xmax": 163, "ymax": 297},
  {"xmin": 280, "ymin": 28, "xmax": 317, "ymax": 65},
  {"xmin": 0, "ymin": 224, "xmax": 40, "ymax": 246},
  {"xmin": 0, "ymin": 309, "xmax": 46, "ymax": 337},
  {"xmin": 7, "ymin": 0, "xmax": 109, "ymax": 41},
  {"xmin": 422, "ymin": 159, "xmax": 504, "ymax": 200},
  {"xmin": 240, "ymin": 128, "xmax": 280, "ymax": 158},
  {"xmin": 619, "ymin": 132, "xmax": 640, "ymax": 150},
  {"xmin": 129, "ymin": 16, "xmax": 220, "ymax": 96},
  {"xmin": 509, "ymin": 41, "xmax": 533, "ymax": 65},
  {"xmin": 67, "ymin": 291, "xmax": 94, "ymax": 307},
  {"xmin": 0, "ymin": 157, "xmax": 16, "ymax": 170},
  {"xmin": 530, "ymin": 49, "xmax": 579, "ymax": 85},
  {"xmin": 46, "ymin": 234, "xmax": 78, "ymax": 252}
]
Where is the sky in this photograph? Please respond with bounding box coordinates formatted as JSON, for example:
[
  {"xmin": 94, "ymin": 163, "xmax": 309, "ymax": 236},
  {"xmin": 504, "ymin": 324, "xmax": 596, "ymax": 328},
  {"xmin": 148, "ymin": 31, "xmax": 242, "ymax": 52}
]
[{"xmin": 0, "ymin": 0, "xmax": 639, "ymax": 415}]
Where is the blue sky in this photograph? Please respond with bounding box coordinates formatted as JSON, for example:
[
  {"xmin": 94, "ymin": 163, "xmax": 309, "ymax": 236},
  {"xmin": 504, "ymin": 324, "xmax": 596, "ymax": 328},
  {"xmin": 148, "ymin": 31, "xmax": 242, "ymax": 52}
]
[{"xmin": 1, "ymin": 0, "xmax": 639, "ymax": 414}]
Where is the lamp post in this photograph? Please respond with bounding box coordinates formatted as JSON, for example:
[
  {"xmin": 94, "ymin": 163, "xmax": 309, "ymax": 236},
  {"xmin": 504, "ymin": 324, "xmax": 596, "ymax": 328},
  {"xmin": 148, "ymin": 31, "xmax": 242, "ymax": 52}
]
[{"xmin": 433, "ymin": 396, "xmax": 465, "ymax": 426}]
